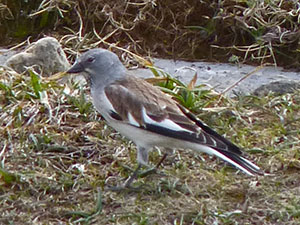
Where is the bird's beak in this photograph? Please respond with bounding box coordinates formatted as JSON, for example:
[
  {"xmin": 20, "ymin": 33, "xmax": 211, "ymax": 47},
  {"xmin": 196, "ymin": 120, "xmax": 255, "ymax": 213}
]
[
  {"xmin": 46, "ymin": 62, "xmax": 84, "ymax": 81},
  {"xmin": 67, "ymin": 62, "xmax": 84, "ymax": 74}
]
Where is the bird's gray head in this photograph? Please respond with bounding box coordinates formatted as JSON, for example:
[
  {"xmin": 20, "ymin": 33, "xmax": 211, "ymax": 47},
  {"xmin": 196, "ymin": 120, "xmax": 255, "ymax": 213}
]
[{"xmin": 67, "ymin": 48, "xmax": 126, "ymax": 87}]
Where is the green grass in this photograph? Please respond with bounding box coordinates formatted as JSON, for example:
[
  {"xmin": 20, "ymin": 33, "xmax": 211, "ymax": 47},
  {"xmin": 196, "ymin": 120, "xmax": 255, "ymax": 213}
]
[{"xmin": 1, "ymin": 65, "xmax": 300, "ymax": 224}]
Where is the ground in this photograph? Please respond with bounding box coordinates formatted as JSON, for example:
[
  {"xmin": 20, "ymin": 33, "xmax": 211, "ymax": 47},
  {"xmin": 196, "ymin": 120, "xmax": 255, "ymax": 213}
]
[
  {"xmin": 0, "ymin": 68, "xmax": 300, "ymax": 224},
  {"xmin": 1, "ymin": 0, "xmax": 300, "ymax": 224}
]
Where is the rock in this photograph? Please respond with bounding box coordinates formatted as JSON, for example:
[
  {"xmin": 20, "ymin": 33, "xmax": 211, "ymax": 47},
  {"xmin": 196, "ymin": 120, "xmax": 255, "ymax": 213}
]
[
  {"xmin": 5, "ymin": 37, "xmax": 70, "ymax": 76},
  {"xmin": 4, "ymin": 41, "xmax": 299, "ymax": 95},
  {"xmin": 253, "ymin": 81, "xmax": 300, "ymax": 96},
  {"xmin": 134, "ymin": 59, "xmax": 300, "ymax": 97},
  {"xmin": 0, "ymin": 49, "xmax": 17, "ymax": 66}
]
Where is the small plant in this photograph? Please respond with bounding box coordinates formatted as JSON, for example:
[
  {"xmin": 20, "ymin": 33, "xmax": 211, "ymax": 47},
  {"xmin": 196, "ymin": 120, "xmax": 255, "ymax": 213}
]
[
  {"xmin": 0, "ymin": 167, "xmax": 20, "ymax": 186},
  {"xmin": 65, "ymin": 88, "xmax": 93, "ymax": 116},
  {"xmin": 147, "ymin": 66, "xmax": 214, "ymax": 112}
]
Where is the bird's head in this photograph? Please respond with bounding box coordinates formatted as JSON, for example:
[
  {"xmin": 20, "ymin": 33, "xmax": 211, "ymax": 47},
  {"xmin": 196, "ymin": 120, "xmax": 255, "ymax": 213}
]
[{"xmin": 67, "ymin": 48, "xmax": 126, "ymax": 86}]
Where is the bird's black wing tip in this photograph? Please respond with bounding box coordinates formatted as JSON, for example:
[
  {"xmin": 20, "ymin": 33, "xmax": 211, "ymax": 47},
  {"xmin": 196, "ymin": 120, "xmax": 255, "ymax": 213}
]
[{"xmin": 177, "ymin": 104, "xmax": 242, "ymax": 155}]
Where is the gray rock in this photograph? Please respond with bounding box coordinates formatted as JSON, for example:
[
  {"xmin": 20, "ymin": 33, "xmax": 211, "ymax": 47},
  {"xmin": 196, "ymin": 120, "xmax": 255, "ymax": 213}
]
[
  {"xmin": 3, "ymin": 42, "xmax": 300, "ymax": 96},
  {"xmin": 5, "ymin": 37, "xmax": 70, "ymax": 76},
  {"xmin": 253, "ymin": 81, "xmax": 300, "ymax": 96},
  {"xmin": 134, "ymin": 58, "xmax": 300, "ymax": 97},
  {"xmin": 0, "ymin": 49, "xmax": 17, "ymax": 66}
]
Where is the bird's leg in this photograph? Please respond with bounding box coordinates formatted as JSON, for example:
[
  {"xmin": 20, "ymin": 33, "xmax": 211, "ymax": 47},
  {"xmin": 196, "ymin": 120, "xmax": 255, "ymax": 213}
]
[
  {"xmin": 155, "ymin": 153, "xmax": 168, "ymax": 169},
  {"xmin": 124, "ymin": 147, "xmax": 167, "ymax": 185},
  {"xmin": 107, "ymin": 148, "xmax": 169, "ymax": 191},
  {"xmin": 109, "ymin": 146, "xmax": 148, "ymax": 189},
  {"xmin": 123, "ymin": 163, "xmax": 142, "ymax": 187},
  {"xmin": 147, "ymin": 147, "xmax": 174, "ymax": 172},
  {"xmin": 138, "ymin": 152, "xmax": 169, "ymax": 178},
  {"xmin": 123, "ymin": 152, "xmax": 168, "ymax": 187}
]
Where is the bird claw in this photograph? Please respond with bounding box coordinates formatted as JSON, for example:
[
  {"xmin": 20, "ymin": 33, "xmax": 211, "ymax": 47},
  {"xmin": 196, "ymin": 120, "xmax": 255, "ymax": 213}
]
[{"xmin": 105, "ymin": 165, "xmax": 165, "ymax": 192}]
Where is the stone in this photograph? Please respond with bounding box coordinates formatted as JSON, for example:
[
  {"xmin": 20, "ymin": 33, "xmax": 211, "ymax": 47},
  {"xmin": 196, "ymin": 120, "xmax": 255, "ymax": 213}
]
[
  {"xmin": 134, "ymin": 59, "xmax": 300, "ymax": 97},
  {"xmin": 5, "ymin": 37, "xmax": 70, "ymax": 76},
  {"xmin": 0, "ymin": 49, "xmax": 17, "ymax": 66},
  {"xmin": 253, "ymin": 81, "xmax": 300, "ymax": 96}
]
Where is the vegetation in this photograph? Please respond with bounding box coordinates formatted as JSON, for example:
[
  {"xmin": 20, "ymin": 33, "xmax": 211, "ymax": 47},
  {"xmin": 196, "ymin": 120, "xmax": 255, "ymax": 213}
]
[
  {"xmin": 1, "ymin": 64, "xmax": 300, "ymax": 224},
  {"xmin": 0, "ymin": 0, "xmax": 300, "ymax": 224},
  {"xmin": 0, "ymin": 0, "xmax": 299, "ymax": 67}
]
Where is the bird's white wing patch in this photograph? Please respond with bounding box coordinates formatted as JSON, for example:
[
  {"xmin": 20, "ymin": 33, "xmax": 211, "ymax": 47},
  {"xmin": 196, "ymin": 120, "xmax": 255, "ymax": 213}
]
[{"xmin": 142, "ymin": 107, "xmax": 193, "ymax": 133}]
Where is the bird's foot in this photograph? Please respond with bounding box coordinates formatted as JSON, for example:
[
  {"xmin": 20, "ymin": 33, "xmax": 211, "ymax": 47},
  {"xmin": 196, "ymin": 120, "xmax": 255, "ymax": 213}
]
[{"xmin": 105, "ymin": 164, "xmax": 165, "ymax": 192}]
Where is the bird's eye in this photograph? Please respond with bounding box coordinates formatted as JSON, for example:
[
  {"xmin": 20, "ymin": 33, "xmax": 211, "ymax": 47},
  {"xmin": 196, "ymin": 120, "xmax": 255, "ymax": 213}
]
[{"xmin": 87, "ymin": 56, "xmax": 95, "ymax": 63}]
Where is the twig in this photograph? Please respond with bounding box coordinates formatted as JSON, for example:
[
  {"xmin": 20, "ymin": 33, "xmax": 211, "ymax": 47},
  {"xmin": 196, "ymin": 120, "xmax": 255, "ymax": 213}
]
[{"xmin": 220, "ymin": 64, "xmax": 267, "ymax": 95}]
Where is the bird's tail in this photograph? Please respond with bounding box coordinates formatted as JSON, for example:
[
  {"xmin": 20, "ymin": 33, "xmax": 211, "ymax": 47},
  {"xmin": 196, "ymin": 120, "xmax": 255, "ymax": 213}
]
[
  {"xmin": 177, "ymin": 104, "xmax": 263, "ymax": 176},
  {"xmin": 211, "ymin": 148, "xmax": 263, "ymax": 176}
]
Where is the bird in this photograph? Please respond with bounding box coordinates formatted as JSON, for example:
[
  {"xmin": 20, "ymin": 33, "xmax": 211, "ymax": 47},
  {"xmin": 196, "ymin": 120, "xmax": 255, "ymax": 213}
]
[{"xmin": 66, "ymin": 48, "xmax": 263, "ymax": 187}]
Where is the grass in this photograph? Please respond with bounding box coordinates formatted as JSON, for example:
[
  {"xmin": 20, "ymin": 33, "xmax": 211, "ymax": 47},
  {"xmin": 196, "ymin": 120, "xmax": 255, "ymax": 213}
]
[
  {"xmin": 0, "ymin": 1, "xmax": 299, "ymax": 223},
  {"xmin": 1, "ymin": 0, "xmax": 300, "ymax": 67},
  {"xmin": 1, "ymin": 63, "xmax": 300, "ymax": 224}
]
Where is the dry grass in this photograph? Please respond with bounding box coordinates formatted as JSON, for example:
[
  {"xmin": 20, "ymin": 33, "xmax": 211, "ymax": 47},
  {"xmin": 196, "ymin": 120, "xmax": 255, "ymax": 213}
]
[
  {"xmin": 1, "ymin": 0, "xmax": 300, "ymax": 67},
  {"xmin": 1, "ymin": 65, "xmax": 300, "ymax": 224},
  {"xmin": 1, "ymin": 0, "xmax": 300, "ymax": 224}
]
